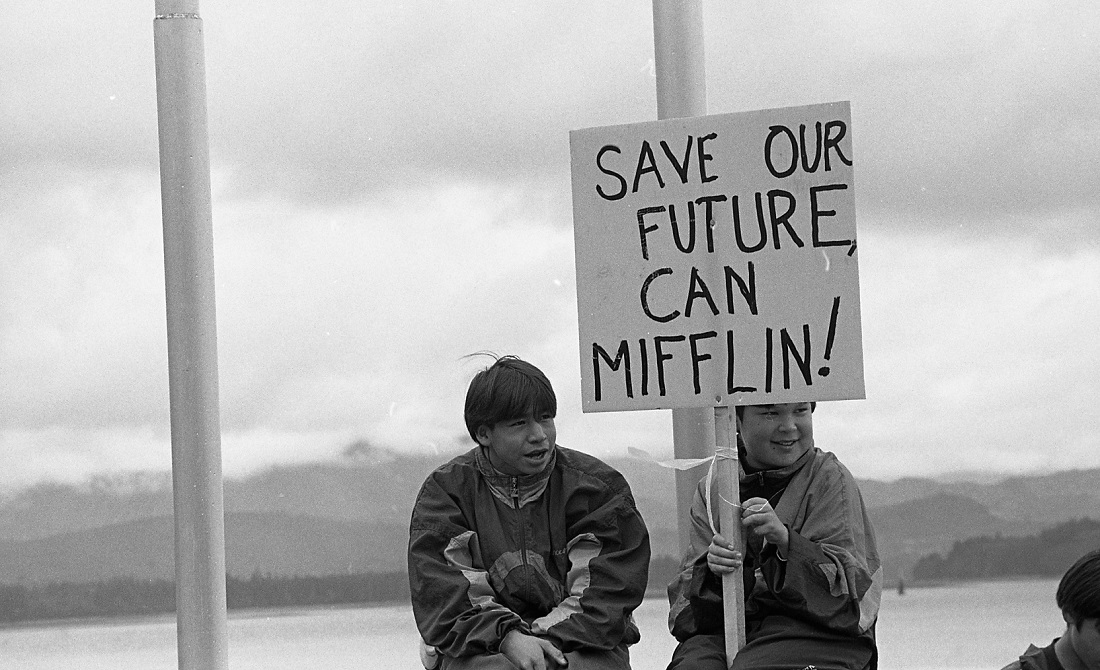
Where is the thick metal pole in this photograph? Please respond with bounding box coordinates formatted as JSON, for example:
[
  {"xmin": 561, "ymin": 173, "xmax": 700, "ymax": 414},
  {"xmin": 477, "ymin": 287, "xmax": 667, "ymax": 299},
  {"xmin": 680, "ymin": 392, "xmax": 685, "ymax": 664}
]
[
  {"xmin": 652, "ymin": 0, "xmax": 706, "ymax": 121},
  {"xmin": 153, "ymin": 2, "xmax": 229, "ymax": 669},
  {"xmin": 653, "ymin": 3, "xmax": 745, "ymax": 664},
  {"xmin": 650, "ymin": 0, "xmax": 714, "ymax": 559}
]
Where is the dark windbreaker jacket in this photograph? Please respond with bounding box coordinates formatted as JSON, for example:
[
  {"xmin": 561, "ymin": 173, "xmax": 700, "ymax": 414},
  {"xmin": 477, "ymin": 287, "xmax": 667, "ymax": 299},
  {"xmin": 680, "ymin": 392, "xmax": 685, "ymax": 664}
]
[
  {"xmin": 408, "ymin": 445, "xmax": 651, "ymax": 658},
  {"xmin": 1000, "ymin": 641, "xmax": 1062, "ymax": 670}
]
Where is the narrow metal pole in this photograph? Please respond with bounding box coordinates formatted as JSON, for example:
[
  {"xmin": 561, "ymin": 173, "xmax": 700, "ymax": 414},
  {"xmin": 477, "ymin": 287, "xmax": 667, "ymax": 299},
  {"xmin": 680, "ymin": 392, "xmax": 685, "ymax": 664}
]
[
  {"xmin": 715, "ymin": 408, "xmax": 747, "ymax": 663},
  {"xmin": 650, "ymin": 0, "xmax": 713, "ymax": 559},
  {"xmin": 153, "ymin": 2, "xmax": 229, "ymax": 669}
]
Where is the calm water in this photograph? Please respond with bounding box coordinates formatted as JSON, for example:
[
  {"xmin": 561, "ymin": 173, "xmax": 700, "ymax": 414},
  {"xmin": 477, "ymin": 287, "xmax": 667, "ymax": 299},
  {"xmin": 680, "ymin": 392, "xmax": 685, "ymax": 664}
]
[{"xmin": 0, "ymin": 579, "xmax": 1063, "ymax": 670}]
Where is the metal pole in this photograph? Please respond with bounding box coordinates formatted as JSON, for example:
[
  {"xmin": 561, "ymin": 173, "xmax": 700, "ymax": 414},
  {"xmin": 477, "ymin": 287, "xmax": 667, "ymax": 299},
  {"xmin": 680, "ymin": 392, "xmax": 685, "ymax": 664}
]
[
  {"xmin": 652, "ymin": 0, "xmax": 706, "ymax": 121},
  {"xmin": 650, "ymin": 0, "xmax": 714, "ymax": 559},
  {"xmin": 652, "ymin": 3, "xmax": 746, "ymax": 663},
  {"xmin": 153, "ymin": 2, "xmax": 229, "ymax": 668}
]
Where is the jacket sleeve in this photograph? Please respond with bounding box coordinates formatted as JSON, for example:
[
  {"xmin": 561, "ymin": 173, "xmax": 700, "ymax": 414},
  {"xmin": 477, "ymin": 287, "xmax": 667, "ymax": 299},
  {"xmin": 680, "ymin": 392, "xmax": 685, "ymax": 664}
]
[
  {"xmin": 667, "ymin": 478, "xmax": 725, "ymax": 641},
  {"xmin": 757, "ymin": 461, "xmax": 882, "ymax": 635},
  {"xmin": 407, "ymin": 474, "xmax": 526, "ymax": 658},
  {"xmin": 529, "ymin": 482, "xmax": 651, "ymax": 652}
]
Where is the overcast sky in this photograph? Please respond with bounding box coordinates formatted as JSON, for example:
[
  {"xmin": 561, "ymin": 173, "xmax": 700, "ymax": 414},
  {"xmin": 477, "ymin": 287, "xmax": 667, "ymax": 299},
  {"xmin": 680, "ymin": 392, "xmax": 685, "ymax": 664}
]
[{"xmin": 2, "ymin": 0, "xmax": 1098, "ymax": 492}]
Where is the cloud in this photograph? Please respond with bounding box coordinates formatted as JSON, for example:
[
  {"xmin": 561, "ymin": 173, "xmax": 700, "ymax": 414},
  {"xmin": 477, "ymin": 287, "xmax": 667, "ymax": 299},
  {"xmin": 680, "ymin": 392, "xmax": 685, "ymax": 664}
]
[
  {"xmin": 703, "ymin": 0, "xmax": 1100, "ymax": 227},
  {"xmin": 824, "ymin": 219, "xmax": 1100, "ymax": 477},
  {"xmin": 0, "ymin": 173, "xmax": 169, "ymax": 431},
  {"xmin": 210, "ymin": 182, "xmax": 577, "ymax": 432},
  {"xmin": 1, "ymin": 0, "xmax": 1098, "ymax": 490},
  {"xmin": 4, "ymin": 178, "xmax": 1094, "ymax": 487},
  {"xmin": 6, "ymin": 0, "xmax": 1099, "ymax": 231},
  {"xmin": 196, "ymin": 1, "xmax": 656, "ymax": 202},
  {"xmin": 1, "ymin": 176, "xmax": 594, "ymax": 487},
  {"xmin": 0, "ymin": 426, "xmax": 172, "ymax": 491},
  {"xmin": 0, "ymin": 4, "xmax": 158, "ymax": 175}
]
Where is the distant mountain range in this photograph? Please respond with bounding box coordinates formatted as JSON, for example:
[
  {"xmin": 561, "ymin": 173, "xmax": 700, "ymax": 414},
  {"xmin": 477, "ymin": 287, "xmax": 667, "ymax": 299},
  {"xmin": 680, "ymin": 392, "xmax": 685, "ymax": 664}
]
[
  {"xmin": 912, "ymin": 517, "xmax": 1100, "ymax": 581},
  {"xmin": 2, "ymin": 445, "xmax": 1099, "ymax": 586},
  {"xmin": 0, "ymin": 513, "xmax": 408, "ymax": 584}
]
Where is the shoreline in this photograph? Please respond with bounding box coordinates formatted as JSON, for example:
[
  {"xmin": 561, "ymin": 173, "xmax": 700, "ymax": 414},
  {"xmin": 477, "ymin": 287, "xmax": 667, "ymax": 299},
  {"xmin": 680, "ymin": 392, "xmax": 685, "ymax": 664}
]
[{"xmin": 3, "ymin": 576, "xmax": 1067, "ymax": 630}]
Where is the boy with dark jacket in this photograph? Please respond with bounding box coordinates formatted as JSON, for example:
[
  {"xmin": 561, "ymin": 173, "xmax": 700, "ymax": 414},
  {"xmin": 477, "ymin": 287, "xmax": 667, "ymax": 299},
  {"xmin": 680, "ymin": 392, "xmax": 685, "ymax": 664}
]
[
  {"xmin": 409, "ymin": 356, "xmax": 651, "ymax": 670},
  {"xmin": 1001, "ymin": 549, "xmax": 1100, "ymax": 670}
]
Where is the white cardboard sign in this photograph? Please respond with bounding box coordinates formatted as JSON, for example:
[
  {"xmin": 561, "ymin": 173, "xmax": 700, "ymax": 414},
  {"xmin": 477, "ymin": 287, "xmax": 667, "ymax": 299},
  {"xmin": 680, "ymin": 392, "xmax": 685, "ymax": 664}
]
[{"xmin": 570, "ymin": 101, "xmax": 865, "ymax": 412}]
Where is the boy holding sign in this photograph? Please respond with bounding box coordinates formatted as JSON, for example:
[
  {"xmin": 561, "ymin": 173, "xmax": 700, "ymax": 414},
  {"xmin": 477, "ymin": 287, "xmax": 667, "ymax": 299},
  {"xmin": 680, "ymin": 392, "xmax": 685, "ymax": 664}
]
[
  {"xmin": 666, "ymin": 402, "xmax": 881, "ymax": 670},
  {"xmin": 409, "ymin": 356, "xmax": 651, "ymax": 670}
]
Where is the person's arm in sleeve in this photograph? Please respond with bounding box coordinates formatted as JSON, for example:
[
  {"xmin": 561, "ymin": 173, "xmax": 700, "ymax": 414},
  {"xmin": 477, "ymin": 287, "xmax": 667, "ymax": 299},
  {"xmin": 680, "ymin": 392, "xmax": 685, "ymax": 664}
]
[
  {"xmin": 667, "ymin": 477, "xmax": 733, "ymax": 641},
  {"xmin": 529, "ymin": 486, "xmax": 651, "ymax": 651},
  {"xmin": 408, "ymin": 476, "xmax": 525, "ymax": 658},
  {"xmin": 755, "ymin": 465, "xmax": 881, "ymax": 635}
]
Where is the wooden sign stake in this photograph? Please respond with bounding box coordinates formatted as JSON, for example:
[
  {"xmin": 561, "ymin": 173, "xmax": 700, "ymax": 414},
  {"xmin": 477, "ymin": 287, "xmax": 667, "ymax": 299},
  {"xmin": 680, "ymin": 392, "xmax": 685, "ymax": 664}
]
[{"xmin": 715, "ymin": 406, "xmax": 746, "ymax": 666}]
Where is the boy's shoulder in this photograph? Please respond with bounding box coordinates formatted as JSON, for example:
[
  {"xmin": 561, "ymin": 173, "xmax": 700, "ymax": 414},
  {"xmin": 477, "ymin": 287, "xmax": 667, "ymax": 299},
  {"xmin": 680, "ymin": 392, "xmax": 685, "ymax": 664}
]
[
  {"xmin": 554, "ymin": 446, "xmax": 632, "ymax": 491},
  {"xmin": 555, "ymin": 444, "xmax": 611, "ymax": 469},
  {"xmin": 803, "ymin": 447, "xmax": 869, "ymax": 498},
  {"xmin": 420, "ymin": 447, "xmax": 480, "ymax": 486},
  {"xmin": 436, "ymin": 446, "xmax": 480, "ymax": 469},
  {"xmin": 807, "ymin": 446, "xmax": 856, "ymax": 478}
]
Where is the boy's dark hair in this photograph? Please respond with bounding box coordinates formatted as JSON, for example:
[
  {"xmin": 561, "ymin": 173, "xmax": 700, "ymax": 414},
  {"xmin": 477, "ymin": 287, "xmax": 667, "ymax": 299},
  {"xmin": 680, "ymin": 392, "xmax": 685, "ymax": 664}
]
[
  {"xmin": 1056, "ymin": 549, "xmax": 1100, "ymax": 627},
  {"xmin": 735, "ymin": 402, "xmax": 817, "ymax": 420},
  {"xmin": 464, "ymin": 356, "xmax": 557, "ymax": 442}
]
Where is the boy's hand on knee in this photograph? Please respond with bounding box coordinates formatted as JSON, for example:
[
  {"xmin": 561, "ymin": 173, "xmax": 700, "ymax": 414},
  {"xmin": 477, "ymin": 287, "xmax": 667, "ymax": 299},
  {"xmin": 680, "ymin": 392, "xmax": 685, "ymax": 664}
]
[{"xmin": 501, "ymin": 629, "xmax": 568, "ymax": 670}]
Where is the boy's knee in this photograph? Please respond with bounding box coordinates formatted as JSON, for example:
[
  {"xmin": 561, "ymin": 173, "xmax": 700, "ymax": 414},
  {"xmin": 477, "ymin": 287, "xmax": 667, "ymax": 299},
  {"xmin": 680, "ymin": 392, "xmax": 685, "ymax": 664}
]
[
  {"xmin": 439, "ymin": 648, "xmax": 630, "ymax": 670},
  {"xmin": 667, "ymin": 635, "xmax": 726, "ymax": 670},
  {"xmin": 563, "ymin": 646, "xmax": 632, "ymax": 670},
  {"xmin": 439, "ymin": 654, "xmax": 519, "ymax": 670}
]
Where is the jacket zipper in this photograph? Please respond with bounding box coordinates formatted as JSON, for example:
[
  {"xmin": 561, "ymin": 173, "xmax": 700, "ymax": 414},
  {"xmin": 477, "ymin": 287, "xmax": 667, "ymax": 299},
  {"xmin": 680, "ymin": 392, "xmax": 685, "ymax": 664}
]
[{"xmin": 511, "ymin": 477, "xmax": 529, "ymax": 572}]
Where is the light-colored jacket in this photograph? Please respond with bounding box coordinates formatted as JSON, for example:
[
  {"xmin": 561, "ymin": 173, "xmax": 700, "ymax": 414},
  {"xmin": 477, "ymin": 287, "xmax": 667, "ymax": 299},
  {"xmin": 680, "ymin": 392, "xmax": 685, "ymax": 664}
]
[{"xmin": 668, "ymin": 447, "xmax": 881, "ymax": 650}]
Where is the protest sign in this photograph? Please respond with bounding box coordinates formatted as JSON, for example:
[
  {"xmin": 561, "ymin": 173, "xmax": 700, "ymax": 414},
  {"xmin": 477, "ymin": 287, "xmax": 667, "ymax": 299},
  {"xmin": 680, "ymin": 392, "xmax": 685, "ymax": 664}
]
[{"xmin": 570, "ymin": 101, "xmax": 864, "ymax": 412}]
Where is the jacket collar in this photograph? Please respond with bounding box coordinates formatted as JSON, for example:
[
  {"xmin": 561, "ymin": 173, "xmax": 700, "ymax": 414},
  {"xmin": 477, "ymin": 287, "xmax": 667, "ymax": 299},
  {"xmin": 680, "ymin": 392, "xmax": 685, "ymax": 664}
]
[
  {"xmin": 738, "ymin": 444, "xmax": 815, "ymax": 487},
  {"xmin": 475, "ymin": 446, "xmax": 555, "ymax": 507}
]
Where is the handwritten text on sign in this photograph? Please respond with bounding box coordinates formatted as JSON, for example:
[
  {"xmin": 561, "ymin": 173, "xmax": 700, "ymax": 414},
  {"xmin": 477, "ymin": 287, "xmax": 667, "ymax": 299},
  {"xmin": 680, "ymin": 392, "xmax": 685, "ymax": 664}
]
[{"xmin": 570, "ymin": 102, "xmax": 865, "ymax": 412}]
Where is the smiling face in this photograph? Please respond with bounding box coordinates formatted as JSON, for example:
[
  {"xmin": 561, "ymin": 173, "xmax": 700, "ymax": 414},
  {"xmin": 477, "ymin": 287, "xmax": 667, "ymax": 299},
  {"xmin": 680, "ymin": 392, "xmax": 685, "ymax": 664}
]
[
  {"xmin": 737, "ymin": 402, "xmax": 815, "ymax": 471},
  {"xmin": 476, "ymin": 410, "xmax": 557, "ymax": 476}
]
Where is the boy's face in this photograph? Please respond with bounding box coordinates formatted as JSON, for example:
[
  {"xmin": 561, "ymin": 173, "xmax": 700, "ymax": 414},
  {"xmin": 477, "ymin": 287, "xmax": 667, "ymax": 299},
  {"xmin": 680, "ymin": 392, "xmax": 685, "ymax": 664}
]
[
  {"xmin": 1063, "ymin": 616, "xmax": 1100, "ymax": 668},
  {"xmin": 737, "ymin": 402, "xmax": 814, "ymax": 471},
  {"xmin": 475, "ymin": 410, "xmax": 557, "ymax": 476}
]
